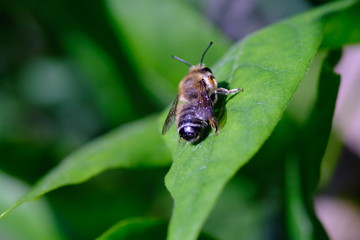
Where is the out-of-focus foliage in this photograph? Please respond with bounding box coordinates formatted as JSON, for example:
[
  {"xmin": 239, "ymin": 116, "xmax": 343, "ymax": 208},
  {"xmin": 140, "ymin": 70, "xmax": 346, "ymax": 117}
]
[
  {"xmin": 1, "ymin": 0, "xmax": 360, "ymax": 240},
  {"xmin": 1, "ymin": 115, "xmax": 171, "ymax": 218},
  {"xmin": 0, "ymin": 172, "xmax": 64, "ymax": 240},
  {"xmin": 96, "ymin": 218, "xmax": 168, "ymax": 240}
]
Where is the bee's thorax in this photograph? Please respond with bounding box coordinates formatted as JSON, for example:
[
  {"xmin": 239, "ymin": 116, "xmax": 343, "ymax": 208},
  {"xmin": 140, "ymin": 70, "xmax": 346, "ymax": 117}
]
[{"xmin": 178, "ymin": 67, "xmax": 217, "ymax": 101}]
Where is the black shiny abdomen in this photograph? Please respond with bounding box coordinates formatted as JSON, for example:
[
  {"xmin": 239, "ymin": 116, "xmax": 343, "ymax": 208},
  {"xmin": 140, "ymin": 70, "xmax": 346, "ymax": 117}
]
[
  {"xmin": 179, "ymin": 125, "xmax": 202, "ymax": 142},
  {"xmin": 177, "ymin": 107, "xmax": 207, "ymax": 142}
]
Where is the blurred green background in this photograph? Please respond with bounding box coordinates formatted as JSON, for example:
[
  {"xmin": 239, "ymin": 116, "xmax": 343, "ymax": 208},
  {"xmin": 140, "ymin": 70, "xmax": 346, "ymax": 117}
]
[{"xmin": 1, "ymin": 0, "xmax": 360, "ymax": 239}]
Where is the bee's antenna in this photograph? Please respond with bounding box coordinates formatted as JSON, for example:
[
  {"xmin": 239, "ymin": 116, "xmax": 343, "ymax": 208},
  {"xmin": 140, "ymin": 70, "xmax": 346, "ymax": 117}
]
[
  {"xmin": 172, "ymin": 55, "xmax": 192, "ymax": 67},
  {"xmin": 200, "ymin": 42, "xmax": 213, "ymax": 65}
]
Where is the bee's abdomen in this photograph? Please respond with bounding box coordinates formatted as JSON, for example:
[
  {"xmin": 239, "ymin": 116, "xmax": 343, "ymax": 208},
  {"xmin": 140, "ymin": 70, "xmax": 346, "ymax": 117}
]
[
  {"xmin": 177, "ymin": 106, "xmax": 206, "ymax": 142},
  {"xmin": 179, "ymin": 125, "xmax": 202, "ymax": 142}
]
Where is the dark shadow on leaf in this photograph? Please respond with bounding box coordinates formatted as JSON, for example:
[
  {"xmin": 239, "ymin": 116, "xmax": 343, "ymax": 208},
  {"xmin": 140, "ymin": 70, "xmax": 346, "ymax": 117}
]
[{"xmin": 215, "ymin": 81, "xmax": 243, "ymax": 130}]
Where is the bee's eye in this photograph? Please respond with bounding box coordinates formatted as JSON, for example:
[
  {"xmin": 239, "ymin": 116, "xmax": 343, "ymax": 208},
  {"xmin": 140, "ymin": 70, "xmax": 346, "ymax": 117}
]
[{"xmin": 202, "ymin": 67, "xmax": 212, "ymax": 74}]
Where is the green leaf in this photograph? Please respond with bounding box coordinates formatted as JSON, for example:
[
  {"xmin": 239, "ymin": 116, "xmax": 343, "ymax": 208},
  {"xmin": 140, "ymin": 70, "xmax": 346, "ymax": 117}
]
[
  {"xmin": 64, "ymin": 32, "xmax": 136, "ymax": 126},
  {"xmin": 203, "ymin": 175, "xmax": 271, "ymax": 240},
  {"xmin": 322, "ymin": 1, "xmax": 360, "ymax": 48},
  {"xmin": 285, "ymin": 49, "xmax": 341, "ymax": 240},
  {"xmin": 0, "ymin": 172, "xmax": 64, "ymax": 240},
  {"xmin": 96, "ymin": 218, "xmax": 168, "ymax": 240},
  {"xmin": 0, "ymin": 115, "xmax": 171, "ymax": 218},
  {"xmin": 163, "ymin": 1, "xmax": 357, "ymax": 240},
  {"xmin": 300, "ymin": 49, "xmax": 341, "ymax": 197},
  {"xmin": 96, "ymin": 218, "xmax": 216, "ymax": 240}
]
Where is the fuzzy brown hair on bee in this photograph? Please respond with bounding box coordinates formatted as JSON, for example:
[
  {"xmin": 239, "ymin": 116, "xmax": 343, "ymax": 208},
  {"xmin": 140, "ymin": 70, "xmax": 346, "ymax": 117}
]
[{"xmin": 162, "ymin": 42, "xmax": 242, "ymax": 143}]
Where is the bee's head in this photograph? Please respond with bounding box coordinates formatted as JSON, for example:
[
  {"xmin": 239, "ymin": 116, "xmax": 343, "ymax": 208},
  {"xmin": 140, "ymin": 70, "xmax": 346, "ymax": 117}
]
[
  {"xmin": 172, "ymin": 42, "xmax": 213, "ymax": 72},
  {"xmin": 202, "ymin": 66, "xmax": 213, "ymax": 74},
  {"xmin": 187, "ymin": 64, "xmax": 211, "ymax": 72}
]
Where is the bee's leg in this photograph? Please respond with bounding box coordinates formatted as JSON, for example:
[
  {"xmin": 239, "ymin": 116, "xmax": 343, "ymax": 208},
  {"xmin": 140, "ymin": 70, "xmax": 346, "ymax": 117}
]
[
  {"xmin": 209, "ymin": 117, "xmax": 219, "ymax": 134},
  {"xmin": 211, "ymin": 88, "xmax": 243, "ymax": 104},
  {"xmin": 216, "ymin": 88, "xmax": 243, "ymax": 95}
]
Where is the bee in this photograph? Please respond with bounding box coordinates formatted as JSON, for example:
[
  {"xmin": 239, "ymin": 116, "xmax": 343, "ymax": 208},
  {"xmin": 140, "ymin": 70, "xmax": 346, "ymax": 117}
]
[{"xmin": 162, "ymin": 42, "xmax": 242, "ymax": 143}]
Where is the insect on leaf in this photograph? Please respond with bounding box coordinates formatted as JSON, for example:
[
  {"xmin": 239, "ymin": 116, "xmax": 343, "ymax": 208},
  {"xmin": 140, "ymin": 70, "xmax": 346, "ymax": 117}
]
[{"xmin": 162, "ymin": 1, "xmax": 358, "ymax": 240}]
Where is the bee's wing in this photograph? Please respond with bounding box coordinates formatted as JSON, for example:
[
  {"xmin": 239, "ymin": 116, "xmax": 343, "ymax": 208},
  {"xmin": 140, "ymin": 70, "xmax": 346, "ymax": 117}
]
[
  {"xmin": 197, "ymin": 79, "xmax": 213, "ymax": 120},
  {"xmin": 162, "ymin": 95, "xmax": 179, "ymax": 135}
]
